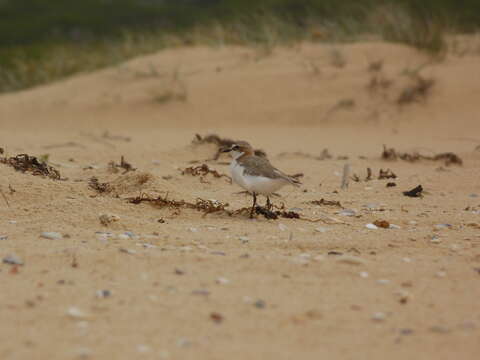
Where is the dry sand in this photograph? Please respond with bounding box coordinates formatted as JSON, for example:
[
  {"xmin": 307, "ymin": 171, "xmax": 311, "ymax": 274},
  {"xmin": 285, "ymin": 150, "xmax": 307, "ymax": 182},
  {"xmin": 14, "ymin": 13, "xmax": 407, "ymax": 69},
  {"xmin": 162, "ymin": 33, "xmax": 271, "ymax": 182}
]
[{"xmin": 1, "ymin": 41, "xmax": 480, "ymax": 360}]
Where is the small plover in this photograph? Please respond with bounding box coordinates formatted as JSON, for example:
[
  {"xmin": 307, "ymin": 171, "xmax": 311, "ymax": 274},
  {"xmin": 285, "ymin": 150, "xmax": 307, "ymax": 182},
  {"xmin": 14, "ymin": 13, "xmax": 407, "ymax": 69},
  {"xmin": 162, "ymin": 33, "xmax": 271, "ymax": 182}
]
[{"xmin": 222, "ymin": 141, "xmax": 300, "ymax": 217}]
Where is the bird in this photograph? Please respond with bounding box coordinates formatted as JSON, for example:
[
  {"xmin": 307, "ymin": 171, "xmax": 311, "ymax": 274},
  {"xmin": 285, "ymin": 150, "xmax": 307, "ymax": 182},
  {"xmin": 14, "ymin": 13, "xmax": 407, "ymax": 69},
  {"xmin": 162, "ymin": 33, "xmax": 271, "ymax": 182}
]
[{"xmin": 222, "ymin": 141, "xmax": 300, "ymax": 218}]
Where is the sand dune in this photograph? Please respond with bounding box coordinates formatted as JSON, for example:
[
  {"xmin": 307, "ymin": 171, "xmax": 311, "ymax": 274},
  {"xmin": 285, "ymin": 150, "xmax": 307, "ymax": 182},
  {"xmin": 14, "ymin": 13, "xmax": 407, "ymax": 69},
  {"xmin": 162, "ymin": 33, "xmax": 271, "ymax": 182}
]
[{"xmin": 0, "ymin": 41, "xmax": 479, "ymax": 360}]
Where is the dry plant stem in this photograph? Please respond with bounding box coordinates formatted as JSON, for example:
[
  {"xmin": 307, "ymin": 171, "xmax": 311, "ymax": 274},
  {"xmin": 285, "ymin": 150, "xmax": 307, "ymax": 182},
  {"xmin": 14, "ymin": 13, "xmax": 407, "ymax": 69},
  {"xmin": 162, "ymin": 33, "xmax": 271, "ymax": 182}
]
[{"xmin": 341, "ymin": 164, "xmax": 350, "ymax": 189}]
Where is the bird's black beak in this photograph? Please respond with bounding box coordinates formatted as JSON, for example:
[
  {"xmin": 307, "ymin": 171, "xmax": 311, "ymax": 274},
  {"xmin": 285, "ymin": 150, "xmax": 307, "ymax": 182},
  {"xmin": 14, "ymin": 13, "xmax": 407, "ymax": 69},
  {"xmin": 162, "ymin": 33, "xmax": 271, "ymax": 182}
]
[{"xmin": 220, "ymin": 146, "xmax": 232, "ymax": 153}]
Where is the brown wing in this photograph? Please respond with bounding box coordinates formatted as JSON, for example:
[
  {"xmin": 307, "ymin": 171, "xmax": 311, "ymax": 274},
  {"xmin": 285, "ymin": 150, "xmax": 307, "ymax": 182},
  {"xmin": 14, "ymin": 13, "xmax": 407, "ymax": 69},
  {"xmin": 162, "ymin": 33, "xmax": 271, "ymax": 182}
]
[{"xmin": 240, "ymin": 156, "xmax": 299, "ymax": 185}]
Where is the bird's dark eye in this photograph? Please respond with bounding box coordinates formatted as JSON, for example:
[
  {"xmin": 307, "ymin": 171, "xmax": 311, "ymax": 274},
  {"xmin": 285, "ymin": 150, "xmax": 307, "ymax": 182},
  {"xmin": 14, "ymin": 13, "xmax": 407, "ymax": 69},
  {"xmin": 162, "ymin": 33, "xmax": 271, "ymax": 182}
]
[{"xmin": 232, "ymin": 145, "xmax": 239, "ymax": 151}]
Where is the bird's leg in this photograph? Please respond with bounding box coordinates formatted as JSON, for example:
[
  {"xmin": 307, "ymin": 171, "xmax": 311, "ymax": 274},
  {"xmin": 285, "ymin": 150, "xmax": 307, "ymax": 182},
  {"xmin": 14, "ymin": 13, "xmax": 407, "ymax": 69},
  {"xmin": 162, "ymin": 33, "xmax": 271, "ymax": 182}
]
[
  {"xmin": 250, "ymin": 192, "xmax": 257, "ymax": 218},
  {"xmin": 265, "ymin": 196, "xmax": 272, "ymax": 210}
]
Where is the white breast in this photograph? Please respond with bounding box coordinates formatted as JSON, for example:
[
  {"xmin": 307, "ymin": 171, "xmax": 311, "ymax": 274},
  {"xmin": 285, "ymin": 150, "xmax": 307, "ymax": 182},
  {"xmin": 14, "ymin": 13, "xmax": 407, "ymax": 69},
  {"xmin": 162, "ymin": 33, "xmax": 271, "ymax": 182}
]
[{"xmin": 230, "ymin": 159, "xmax": 288, "ymax": 195}]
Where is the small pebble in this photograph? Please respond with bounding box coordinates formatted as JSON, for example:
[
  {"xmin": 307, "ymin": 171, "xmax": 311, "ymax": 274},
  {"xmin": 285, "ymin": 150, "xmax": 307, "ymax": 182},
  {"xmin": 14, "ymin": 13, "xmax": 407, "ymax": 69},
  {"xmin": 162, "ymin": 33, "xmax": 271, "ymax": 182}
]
[
  {"xmin": 67, "ymin": 307, "xmax": 88, "ymax": 319},
  {"xmin": 389, "ymin": 224, "xmax": 401, "ymax": 229},
  {"xmin": 95, "ymin": 290, "xmax": 112, "ymax": 298},
  {"xmin": 430, "ymin": 236, "xmax": 442, "ymax": 244},
  {"xmin": 337, "ymin": 256, "xmax": 366, "ymax": 265},
  {"xmin": 137, "ymin": 344, "xmax": 151, "ymax": 354},
  {"xmin": 372, "ymin": 312, "xmax": 387, "ymax": 321},
  {"xmin": 2, "ymin": 254, "xmax": 24, "ymax": 265},
  {"xmin": 254, "ymin": 299, "xmax": 266, "ymax": 309},
  {"xmin": 0, "ymin": 235, "xmax": 7, "ymax": 241},
  {"xmin": 315, "ymin": 227, "xmax": 328, "ymax": 233},
  {"xmin": 366, "ymin": 223, "xmax": 378, "ymax": 230},
  {"xmin": 216, "ymin": 277, "xmax": 230, "ymax": 285},
  {"xmin": 377, "ymin": 279, "xmax": 390, "ymax": 285},
  {"xmin": 340, "ymin": 209, "xmax": 357, "ymax": 217},
  {"xmin": 40, "ymin": 232, "xmax": 62, "ymax": 240},
  {"xmin": 429, "ymin": 325, "xmax": 450, "ymax": 334}
]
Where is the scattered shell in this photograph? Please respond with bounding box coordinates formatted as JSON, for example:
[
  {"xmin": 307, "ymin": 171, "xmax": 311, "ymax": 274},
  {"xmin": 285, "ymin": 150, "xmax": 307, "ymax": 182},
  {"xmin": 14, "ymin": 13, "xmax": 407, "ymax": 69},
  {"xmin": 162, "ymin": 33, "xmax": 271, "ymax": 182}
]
[
  {"xmin": 239, "ymin": 236, "xmax": 249, "ymax": 243},
  {"xmin": 2, "ymin": 254, "xmax": 24, "ymax": 265},
  {"xmin": 99, "ymin": 214, "xmax": 120, "ymax": 226},
  {"xmin": 377, "ymin": 279, "xmax": 390, "ymax": 285},
  {"xmin": 366, "ymin": 223, "xmax": 378, "ymax": 230},
  {"xmin": 389, "ymin": 224, "xmax": 401, "ymax": 229},
  {"xmin": 372, "ymin": 312, "xmax": 387, "ymax": 321},
  {"xmin": 337, "ymin": 256, "xmax": 366, "ymax": 265},
  {"xmin": 216, "ymin": 277, "xmax": 230, "ymax": 285},
  {"xmin": 40, "ymin": 232, "xmax": 63, "ymax": 240},
  {"xmin": 67, "ymin": 307, "xmax": 88, "ymax": 319}
]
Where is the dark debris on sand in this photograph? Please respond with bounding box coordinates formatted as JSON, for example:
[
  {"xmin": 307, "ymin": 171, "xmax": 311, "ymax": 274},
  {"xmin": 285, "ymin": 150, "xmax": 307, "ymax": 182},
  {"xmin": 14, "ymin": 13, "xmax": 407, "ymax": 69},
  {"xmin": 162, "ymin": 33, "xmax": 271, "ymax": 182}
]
[
  {"xmin": 403, "ymin": 185, "xmax": 423, "ymax": 198},
  {"xmin": 382, "ymin": 145, "xmax": 462, "ymax": 166},
  {"xmin": 88, "ymin": 177, "xmax": 112, "ymax": 193},
  {"xmin": 181, "ymin": 164, "xmax": 232, "ymax": 183},
  {"xmin": 108, "ymin": 156, "xmax": 136, "ymax": 174},
  {"xmin": 0, "ymin": 153, "xmax": 61, "ymax": 180}
]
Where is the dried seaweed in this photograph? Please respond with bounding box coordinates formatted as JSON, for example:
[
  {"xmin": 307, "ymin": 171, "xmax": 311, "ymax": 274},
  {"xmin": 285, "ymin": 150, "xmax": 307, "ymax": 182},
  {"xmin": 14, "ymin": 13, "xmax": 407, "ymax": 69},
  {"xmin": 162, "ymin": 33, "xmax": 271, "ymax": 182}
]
[
  {"xmin": 277, "ymin": 149, "xmax": 333, "ymax": 161},
  {"xmin": 0, "ymin": 153, "xmax": 61, "ymax": 180},
  {"xmin": 378, "ymin": 168, "xmax": 397, "ymax": 179},
  {"xmin": 403, "ymin": 185, "xmax": 423, "ymax": 198},
  {"xmin": 397, "ymin": 75, "xmax": 435, "ymax": 105},
  {"xmin": 108, "ymin": 156, "xmax": 136, "ymax": 174},
  {"xmin": 181, "ymin": 164, "xmax": 232, "ymax": 183},
  {"xmin": 382, "ymin": 145, "xmax": 462, "ymax": 166},
  {"xmin": 88, "ymin": 177, "xmax": 112, "ymax": 193},
  {"xmin": 310, "ymin": 198, "xmax": 342, "ymax": 208},
  {"xmin": 193, "ymin": 134, "xmax": 266, "ymax": 159},
  {"xmin": 128, "ymin": 194, "xmax": 231, "ymax": 217}
]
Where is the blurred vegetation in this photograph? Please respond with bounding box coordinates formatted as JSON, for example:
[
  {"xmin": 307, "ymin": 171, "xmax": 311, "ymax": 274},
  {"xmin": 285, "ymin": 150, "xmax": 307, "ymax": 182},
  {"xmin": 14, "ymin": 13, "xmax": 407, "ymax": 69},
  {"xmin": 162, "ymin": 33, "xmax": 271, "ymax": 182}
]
[{"xmin": 0, "ymin": 0, "xmax": 479, "ymax": 93}]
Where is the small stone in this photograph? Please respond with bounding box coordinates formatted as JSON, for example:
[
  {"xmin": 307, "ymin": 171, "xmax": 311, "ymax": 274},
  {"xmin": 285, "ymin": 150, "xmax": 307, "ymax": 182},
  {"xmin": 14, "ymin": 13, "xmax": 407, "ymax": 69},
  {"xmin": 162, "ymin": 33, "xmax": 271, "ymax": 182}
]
[
  {"xmin": 430, "ymin": 235, "xmax": 442, "ymax": 244},
  {"xmin": 216, "ymin": 277, "xmax": 230, "ymax": 285},
  {"xmin": 210, "ymin": 312, "xmax": 224, "ymax": 324},
  {"xmin": 366, "ymin": 223, "xmax": 378, "ymax": 230},
  {"xmin": 377, "ymin": 279, "xmax": 390, "ymax": 285},
  {"xmin": 67, "ymin": 307, "xmax": 88, "ymax": 319},
  {"xmin": 119, "ymin": 248, "xmax": 137, "ymax": 255},
  {"xmin": 40, "ymin": 232, "xmax": 62, "ymax": 240},
  {"xmin": 96, "ymin": 290, "xmax": 112, "ymax": 298},
  {"xmin": 429, "ymin": 325, "xmax": 450, "ymax": 334},
  {"xmin": 315, "ymin": 227, "xmax": 328, "ymax": 233},
  {"xmin": 137, "ymin": 344, "xmax": 151, "ymax": 354},
  {"xmin": 337, "ymin": 256, "xmax": 366, "ymax": 265},
  {"xmin": 99, "ymin": 214, "xmax": 120, "ymax": 226},
  {"xmin": 254, "ymin": 299, "xmax": 266, "ymax": 309},
  {"xmin": 2, "ymin": 254, "xmax": 24, "ymax": 265},
  {"xmin": 340, "ymin": 209, "xmax": 357, "ymax": 217},
  {"xmin": 191, "ymin": 289, "xmax": 210, "ymax": 296},
  {"xmin": 176, "ymin": 338, "xmax": 192, "ymax": 348},
  {"xmin": 239, "ymin": 236, "xmax": 249, "ymax": 243},
  {"xmin": 0, "ymin": 235, "xmax": 7, "ymax": 241},
  {"xmin": 373, "ymin": 220, "xmax": 390, "ymax": 229},
  {"xmin": 372, "ymin": 312, "xmax": 386, "ymax": 321},
  {"xmin": 434, "ymin": 224, "xmax": 452, "ymax": 230},
  {"xmin": 210, "ymin": 251, "xmax": 226, "ymax": 256}
]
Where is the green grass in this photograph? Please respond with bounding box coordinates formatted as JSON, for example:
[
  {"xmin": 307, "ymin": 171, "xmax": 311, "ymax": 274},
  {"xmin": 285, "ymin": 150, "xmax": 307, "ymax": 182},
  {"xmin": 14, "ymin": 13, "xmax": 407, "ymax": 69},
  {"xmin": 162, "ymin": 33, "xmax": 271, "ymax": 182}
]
[{"xmin": 0, "ymin": 0, "xmax": 479, "ymax": 93}]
